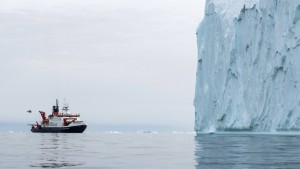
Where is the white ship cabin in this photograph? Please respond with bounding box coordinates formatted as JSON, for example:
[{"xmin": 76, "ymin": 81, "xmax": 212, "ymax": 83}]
[{"xmin": 41, "ymin": 100, "xmax": 85, "ymax": 127}]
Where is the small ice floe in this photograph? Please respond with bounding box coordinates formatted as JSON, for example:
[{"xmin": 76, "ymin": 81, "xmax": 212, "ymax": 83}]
[
  {"xmin": 172, "ymin": 131, "xmax": 184, "ymax": 134},
  {"xmin": 185, "ymin": 131, "xmax": 196, "ymax": 134},
  {"xmin": 172, "ymin": 131, "xmax": 196, "ymax": 134},
  {"xmin": 137, "ymin": 131, "xmax": 158, "ymax": 134},
  {"xmin": 105, "ymin": 131, "xmax": 122, "ymax": 134}
]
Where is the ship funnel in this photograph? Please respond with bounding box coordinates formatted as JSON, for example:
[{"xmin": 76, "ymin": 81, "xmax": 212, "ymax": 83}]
[{"xmin": 52, "ymin": 99, "xmax": 59, "ymax": 113}]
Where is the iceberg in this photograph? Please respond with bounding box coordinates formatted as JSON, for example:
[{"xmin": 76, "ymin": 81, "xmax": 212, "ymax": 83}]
[{"xmin": 194, "ymin": 0, "xmax": 300, "ymax": 132}]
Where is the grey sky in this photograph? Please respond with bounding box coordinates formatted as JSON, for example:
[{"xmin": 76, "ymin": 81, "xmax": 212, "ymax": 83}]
[{"xmin": 0, "ymin": 0, "xmax": 205, "ymax": 130}]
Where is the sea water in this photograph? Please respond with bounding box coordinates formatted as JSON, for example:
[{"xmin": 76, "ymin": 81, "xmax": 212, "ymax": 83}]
[
  {"xmin": 1, "ymin": 132, "xmax": 300, "ymax": 169},
  {"xmin": 0, "ymin": 132, "xmax": 195, "ymax": 169}
]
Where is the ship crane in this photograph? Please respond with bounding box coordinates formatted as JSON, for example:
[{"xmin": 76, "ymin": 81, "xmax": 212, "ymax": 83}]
[{"xmin": 39, "ymin": 111, "xmax": 49, "ymax": 124}]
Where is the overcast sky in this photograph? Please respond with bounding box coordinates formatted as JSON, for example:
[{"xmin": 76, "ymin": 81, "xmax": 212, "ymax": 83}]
[{"xmin": 0, "ymin": 0, "xmax": 205, "ymax": 131}]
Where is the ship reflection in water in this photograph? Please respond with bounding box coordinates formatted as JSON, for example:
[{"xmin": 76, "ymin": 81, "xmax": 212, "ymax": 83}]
[
  {"xmin": 194, "ymin": 133, "xmax": 300, "ymax": 169},
  {"xmin": 30, "ymin": 133, "xmax": 85, "ymax": 168}
]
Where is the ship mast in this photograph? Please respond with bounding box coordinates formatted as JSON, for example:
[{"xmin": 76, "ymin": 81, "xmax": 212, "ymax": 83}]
[{"xmin": 62, "ymin": 98, "xmax": 70, "ymax": 113}]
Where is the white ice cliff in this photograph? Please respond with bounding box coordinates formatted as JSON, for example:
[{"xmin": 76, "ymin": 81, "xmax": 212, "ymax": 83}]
[{"xmin": 194, "ymin": 0, "xmax": 300, "ymax": 132}]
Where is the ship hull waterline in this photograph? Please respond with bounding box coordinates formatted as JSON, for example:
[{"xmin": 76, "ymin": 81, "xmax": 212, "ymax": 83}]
[{"xmin": 31, "ymin": 125, "xmax": 87, "ymax": 133}]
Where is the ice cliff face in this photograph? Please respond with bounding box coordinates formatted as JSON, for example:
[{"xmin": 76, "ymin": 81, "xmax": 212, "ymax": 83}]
[{"xmin": 194, "ymin": 0, "xmax": 300, "ymax": 132}]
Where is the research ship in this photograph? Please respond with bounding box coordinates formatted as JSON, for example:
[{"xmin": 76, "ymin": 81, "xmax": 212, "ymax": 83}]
[{"xmin": 30, "ymin": 99, "xmax": 87, "ymax": 133}]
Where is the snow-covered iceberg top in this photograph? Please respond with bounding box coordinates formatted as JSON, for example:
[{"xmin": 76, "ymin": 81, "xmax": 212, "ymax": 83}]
[{"xmin": 207, "ymin": 0, "xmax": 259, "ymax": 22}]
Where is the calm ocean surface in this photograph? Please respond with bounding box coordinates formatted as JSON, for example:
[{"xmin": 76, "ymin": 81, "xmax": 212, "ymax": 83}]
[{"xmin": 1, "ymin": 132, "xmax": 300, "ymax": 169}]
